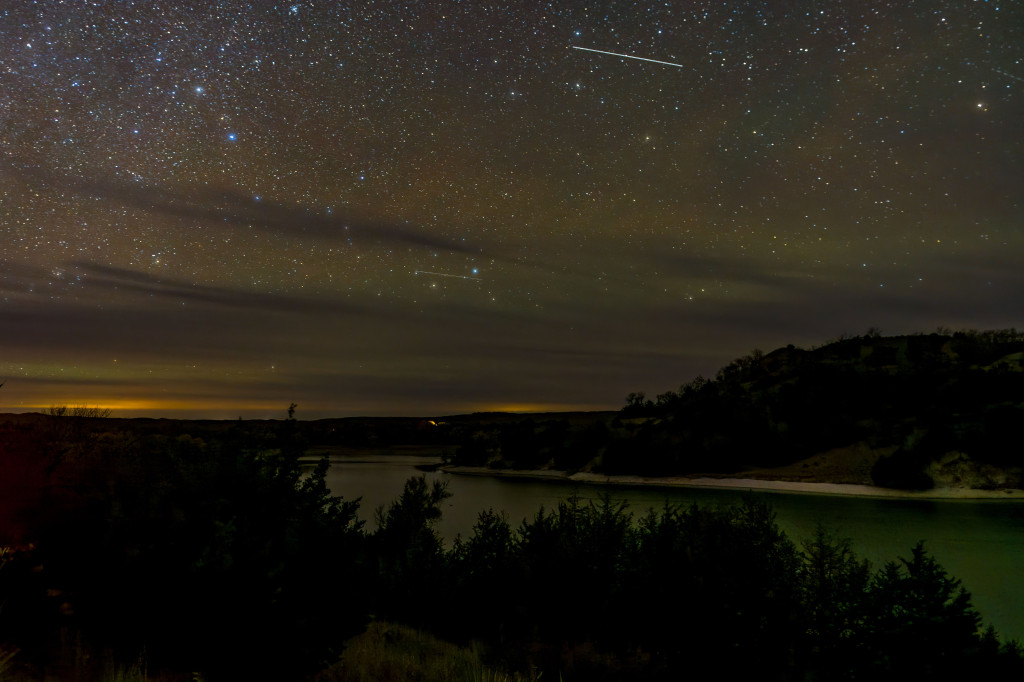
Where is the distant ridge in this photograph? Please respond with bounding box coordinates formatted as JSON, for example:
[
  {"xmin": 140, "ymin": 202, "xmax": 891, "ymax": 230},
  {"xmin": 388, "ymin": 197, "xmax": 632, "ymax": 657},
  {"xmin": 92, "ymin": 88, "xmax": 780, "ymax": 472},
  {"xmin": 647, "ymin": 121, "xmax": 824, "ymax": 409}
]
[{"xmin": 448, "ymin": 329, "xmax": 1024, "ymax": 492}]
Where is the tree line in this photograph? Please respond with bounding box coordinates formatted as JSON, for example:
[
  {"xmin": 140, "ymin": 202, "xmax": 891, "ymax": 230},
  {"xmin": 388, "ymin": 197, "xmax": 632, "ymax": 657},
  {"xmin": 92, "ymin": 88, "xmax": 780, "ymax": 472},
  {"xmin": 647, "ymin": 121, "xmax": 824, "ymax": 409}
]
[{"xmin": 0, "ymin": 408, "xmax": 1022, "ymax": 680}]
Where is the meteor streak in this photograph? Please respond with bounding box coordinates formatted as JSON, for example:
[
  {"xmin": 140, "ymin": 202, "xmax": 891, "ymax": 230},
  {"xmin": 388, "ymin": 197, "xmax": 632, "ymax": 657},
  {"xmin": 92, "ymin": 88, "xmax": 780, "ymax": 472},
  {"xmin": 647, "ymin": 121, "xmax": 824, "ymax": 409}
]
[
  {"xmin": 414, "ymin": 270, "xmax": 482, "ymax": 281},
  {"xmin": 571, "ymin": 45, "xmax": 684, "ymax": 68}
]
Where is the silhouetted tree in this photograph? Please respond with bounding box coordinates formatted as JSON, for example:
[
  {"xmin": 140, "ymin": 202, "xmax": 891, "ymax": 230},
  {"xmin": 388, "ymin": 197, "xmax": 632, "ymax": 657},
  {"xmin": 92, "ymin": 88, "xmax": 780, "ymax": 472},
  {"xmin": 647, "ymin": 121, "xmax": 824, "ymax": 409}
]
[
  {"xmin": 448, "ymin": 509, "xmax": 518, "ymax": 640},
  {"xmin": 862, "ymin": 542, "xmax": 982, "ymax": 680},
  {"xmin": 798, "ymin": 526, "xmax": 872, "ymax": 679},
  {"xmin": 22, "ymin": 408, "xmax": 368, "ymax": 679},
  {"xmin": 371, "ymin": 476, "xmax": 451, "ymax": 625}
]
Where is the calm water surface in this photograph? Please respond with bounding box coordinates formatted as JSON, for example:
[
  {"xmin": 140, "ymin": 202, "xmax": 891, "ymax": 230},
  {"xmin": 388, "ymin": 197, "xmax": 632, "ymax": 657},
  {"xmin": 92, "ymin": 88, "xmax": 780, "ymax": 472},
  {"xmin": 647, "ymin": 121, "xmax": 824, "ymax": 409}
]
[{"xmin": 317, "ymin": 454, "xmax": 1024, "ymax": 641}]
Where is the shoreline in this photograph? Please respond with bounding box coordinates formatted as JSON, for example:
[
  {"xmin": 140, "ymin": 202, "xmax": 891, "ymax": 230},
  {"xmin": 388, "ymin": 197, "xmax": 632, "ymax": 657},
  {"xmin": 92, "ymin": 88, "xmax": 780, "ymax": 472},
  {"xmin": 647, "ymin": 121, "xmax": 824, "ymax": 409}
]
[{"xmin": 439, "ymin": 466, "xmax": 1024, "ymax": 501}]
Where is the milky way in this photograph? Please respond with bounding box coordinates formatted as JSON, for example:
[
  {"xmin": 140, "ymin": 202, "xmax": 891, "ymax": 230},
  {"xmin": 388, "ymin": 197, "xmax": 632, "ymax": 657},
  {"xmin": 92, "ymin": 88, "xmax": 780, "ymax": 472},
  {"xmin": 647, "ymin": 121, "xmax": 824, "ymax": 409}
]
[{"xmin": 1, "ymin": 2, "xmax": 1021, "ymax": 417}]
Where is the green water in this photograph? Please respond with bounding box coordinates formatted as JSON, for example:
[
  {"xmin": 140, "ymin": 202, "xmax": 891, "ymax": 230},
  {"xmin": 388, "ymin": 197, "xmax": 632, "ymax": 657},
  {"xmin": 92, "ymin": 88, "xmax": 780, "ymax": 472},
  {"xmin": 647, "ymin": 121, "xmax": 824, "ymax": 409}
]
[{"xmin": 319, "ymin": 454, "xmax": 1024, "ymax": 642}]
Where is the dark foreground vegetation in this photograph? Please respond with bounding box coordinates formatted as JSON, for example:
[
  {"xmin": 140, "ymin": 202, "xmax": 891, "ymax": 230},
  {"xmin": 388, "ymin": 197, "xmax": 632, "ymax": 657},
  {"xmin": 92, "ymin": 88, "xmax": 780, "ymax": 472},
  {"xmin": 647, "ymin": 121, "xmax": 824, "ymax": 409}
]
[
  {"xmin": 1, "ymin": 406, "xmax": 1022, "ymax": 681},
  {"xmin": 449, "ymin": 328, "xmax": 1024, "ymax": 490}
]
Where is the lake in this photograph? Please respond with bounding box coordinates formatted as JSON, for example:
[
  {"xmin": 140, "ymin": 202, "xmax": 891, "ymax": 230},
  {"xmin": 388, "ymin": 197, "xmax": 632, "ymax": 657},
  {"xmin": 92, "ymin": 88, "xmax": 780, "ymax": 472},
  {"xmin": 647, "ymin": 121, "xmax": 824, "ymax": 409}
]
[{"xmin": 316, "ymin": 453, "xmax": 1024, "ymax": 642}]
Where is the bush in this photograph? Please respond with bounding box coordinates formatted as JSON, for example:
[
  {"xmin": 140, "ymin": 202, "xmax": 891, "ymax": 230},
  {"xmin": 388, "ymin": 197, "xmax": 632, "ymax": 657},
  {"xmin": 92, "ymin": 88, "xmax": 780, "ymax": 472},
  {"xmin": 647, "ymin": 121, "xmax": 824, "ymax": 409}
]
[{"xmin": 16, "ymin": 413, "xmax": 369, "ymax": 680}]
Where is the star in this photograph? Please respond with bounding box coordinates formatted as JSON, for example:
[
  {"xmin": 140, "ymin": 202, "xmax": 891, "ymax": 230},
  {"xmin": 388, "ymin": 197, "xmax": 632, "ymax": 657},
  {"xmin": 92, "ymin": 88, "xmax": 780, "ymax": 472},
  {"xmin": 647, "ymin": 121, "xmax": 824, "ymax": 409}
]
[{"xmin": 0, "ymin": 0, "xmax": 1018, "ymax": 419}]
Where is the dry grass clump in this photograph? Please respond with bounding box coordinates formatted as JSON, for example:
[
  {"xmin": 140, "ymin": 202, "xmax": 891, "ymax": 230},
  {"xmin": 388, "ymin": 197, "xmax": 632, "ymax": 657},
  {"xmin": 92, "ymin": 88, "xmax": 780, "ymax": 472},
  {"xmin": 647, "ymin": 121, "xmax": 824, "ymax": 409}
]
[{"xmin": 315, "ymin": 621, "xmax": 540, "ymax": 682}]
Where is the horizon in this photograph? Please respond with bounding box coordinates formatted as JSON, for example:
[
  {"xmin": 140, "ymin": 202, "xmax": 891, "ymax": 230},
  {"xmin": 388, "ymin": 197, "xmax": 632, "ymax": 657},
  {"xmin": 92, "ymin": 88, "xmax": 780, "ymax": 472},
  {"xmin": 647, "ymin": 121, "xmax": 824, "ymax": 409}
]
[
  {"xmin": 4, "ymin": 326, "xmax": 1018, "ymax": 420},
  {"xmin": 0, "ymin": 401, "xmax": 613, "ymax": 421},
  {"xmin": 2, "ymin": 3, "xmax": 1021, "ymax": 418}
]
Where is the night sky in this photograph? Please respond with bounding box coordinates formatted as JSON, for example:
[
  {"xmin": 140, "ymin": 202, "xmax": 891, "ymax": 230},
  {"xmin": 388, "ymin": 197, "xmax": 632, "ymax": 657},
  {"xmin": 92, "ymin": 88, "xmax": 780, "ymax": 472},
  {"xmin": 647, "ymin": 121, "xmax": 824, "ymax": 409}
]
[{"xmin": 1, "ymin": 2, "xmax": 1021, "ymax": 418}]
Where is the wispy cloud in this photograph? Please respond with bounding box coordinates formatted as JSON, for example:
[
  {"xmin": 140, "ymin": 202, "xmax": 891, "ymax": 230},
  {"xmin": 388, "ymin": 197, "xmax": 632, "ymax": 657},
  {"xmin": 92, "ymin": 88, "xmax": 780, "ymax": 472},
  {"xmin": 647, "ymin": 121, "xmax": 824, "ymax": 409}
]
[
  {"xmin": 1, "ymin": 156, "xmax": 482, "ymax": 255},
  {"xmin": 70, "ymin": 261, "xmax": 370, "ymax": 314}
]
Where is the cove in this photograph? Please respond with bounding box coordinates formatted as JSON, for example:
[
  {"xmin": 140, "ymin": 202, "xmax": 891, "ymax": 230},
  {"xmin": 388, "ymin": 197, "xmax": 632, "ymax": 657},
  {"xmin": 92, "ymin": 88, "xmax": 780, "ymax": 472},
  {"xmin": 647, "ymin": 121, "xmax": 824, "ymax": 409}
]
[{"xmin": 316, "ymin": 453, "xmax": 1024, "ymax": 642}]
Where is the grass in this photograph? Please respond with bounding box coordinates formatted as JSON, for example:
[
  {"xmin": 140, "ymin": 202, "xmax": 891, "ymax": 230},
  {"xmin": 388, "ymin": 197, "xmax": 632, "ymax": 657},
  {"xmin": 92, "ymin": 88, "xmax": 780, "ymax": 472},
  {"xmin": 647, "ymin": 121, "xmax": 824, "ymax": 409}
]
[
  {"xmin": 314, "ymin": 621, "xmax": 542, "ymax": 682},
  {"xmin": 0, "ymin": 634, "xmax": 186, "ymax": 682},
  {"xmin": 99, "ymin": 665, "xmax": 148, "ymax": 682},
  {"xmin": 0, "ymin": 646, "xmax": 19, "ymax": 679}
]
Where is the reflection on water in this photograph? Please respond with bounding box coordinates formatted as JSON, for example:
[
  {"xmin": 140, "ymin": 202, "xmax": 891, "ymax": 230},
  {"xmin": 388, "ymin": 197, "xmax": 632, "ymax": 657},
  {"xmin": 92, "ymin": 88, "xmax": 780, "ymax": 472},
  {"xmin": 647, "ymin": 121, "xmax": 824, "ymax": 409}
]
[{"xmin": 314, "ymin": 454, "xmax": 1024, "ymax": 642}]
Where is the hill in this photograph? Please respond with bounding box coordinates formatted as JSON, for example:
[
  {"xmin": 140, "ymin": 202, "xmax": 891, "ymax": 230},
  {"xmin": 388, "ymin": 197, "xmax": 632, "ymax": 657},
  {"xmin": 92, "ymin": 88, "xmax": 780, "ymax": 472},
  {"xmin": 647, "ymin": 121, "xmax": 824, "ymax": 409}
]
[{"xmin": 447, "ymin": 329, "xmax": 1024, "ymax": 491}]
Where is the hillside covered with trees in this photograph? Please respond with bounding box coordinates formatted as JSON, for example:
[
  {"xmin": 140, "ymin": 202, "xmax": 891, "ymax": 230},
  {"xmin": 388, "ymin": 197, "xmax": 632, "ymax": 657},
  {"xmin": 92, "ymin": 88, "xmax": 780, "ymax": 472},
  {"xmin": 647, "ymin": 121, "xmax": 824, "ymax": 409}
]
[{"xmin": 448, "ymin": 329, "xmax": 1024, "ymax": 491}]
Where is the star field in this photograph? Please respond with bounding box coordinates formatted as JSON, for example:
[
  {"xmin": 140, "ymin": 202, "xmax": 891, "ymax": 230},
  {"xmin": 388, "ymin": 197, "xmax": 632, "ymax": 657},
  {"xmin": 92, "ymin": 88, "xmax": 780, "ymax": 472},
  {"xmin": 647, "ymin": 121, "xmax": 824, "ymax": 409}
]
[{"xmin": 1, "ymin": 1, "xmax": 1022, "ymax": 417}]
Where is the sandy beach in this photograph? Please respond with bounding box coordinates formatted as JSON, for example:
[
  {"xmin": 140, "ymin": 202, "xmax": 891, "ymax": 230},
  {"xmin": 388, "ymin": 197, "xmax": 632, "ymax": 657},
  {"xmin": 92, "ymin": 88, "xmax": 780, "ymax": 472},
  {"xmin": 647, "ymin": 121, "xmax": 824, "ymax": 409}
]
[{"xmin": 440, "ymin": 466, "xmax": 1024, "ymax": 501}]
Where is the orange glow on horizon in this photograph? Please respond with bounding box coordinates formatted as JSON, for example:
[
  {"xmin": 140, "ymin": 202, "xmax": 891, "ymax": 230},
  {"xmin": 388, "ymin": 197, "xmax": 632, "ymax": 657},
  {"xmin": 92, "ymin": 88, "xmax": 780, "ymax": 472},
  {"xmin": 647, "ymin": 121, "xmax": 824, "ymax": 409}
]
[
  {"xmin": 10, "ymin": 397, "xmax": 292, "ymax": 417},
  {"xmin": 2, "ymin": 394, "xmax": 616, "ymax": 420}
]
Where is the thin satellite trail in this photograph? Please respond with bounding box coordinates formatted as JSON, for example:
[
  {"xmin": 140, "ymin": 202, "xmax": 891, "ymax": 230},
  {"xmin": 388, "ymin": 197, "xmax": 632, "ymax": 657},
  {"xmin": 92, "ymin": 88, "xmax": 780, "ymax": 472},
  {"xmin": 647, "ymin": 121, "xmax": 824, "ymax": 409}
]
[
  {"xmin": 414, "ymin": 270, "xmax": 482, "ymax": 281},
  {"xmin": 571, "ymin": 45, "xmax": 684, "ymax": 68}
]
